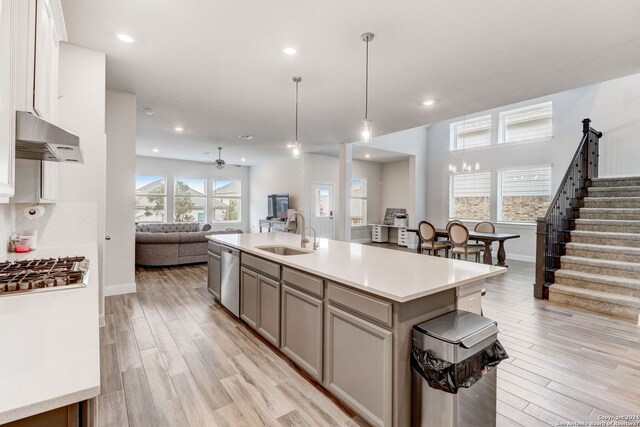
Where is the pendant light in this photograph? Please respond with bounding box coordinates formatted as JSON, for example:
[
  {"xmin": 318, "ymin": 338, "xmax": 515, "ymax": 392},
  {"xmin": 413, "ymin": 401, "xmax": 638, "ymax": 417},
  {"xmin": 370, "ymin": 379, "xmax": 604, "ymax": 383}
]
[
  {"xmin": 360, "ymin": 32, "xmax": 374, "ymax": 143},
  {"xmin": 291, "ymin": 76, "xmax": 302, "ymax": 159}
]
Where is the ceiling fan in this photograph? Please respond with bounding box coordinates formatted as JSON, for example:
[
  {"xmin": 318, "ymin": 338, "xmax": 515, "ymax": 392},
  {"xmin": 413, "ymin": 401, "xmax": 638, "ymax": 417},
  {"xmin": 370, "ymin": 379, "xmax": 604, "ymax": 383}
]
[{"xmin": 214, "ymin": 146, "xmax": 242, "ymax": 169}]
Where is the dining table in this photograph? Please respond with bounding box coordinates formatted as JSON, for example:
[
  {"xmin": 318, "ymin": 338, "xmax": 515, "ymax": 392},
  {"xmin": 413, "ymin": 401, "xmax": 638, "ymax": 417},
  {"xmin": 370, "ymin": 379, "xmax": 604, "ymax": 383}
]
[{"xmin": 408, "ymin": 228, "xmax": 520, "ymax": 267}]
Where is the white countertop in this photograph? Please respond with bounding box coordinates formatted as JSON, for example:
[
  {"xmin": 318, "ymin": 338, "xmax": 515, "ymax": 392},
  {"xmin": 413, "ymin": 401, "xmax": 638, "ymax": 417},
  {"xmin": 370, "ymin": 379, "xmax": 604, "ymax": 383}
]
[
  {"xmin": 0, "ymin": 244, "xmax": 101, "ymax": 424},
  {"xmin": 208, "ymin": 233, "xmax": 507, "ymax": 302}
]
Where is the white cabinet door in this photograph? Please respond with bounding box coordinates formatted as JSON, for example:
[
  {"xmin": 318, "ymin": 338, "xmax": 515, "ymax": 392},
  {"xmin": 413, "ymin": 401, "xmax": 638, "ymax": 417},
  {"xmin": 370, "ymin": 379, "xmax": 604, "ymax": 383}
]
[
  {"xmin": 0, "ymin": 0, "xmax": 15, "ymax": 199},
  {"xmin": 33, "ymin": 0, "xmax": 57, "ymax": 121}
]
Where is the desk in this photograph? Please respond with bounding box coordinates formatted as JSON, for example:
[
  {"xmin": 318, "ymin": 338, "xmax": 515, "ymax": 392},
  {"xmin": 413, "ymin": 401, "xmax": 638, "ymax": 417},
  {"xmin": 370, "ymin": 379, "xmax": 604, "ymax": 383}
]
[
  {"xmin": 409, "ymin": 228, "xmax": 520, "ymax": 266},
  {"xmin": 258, "ymin": 219, "xmax": 296, "ymax": 233},
  {"xmin": 371, "ymin": 224, "xmax": 418, "ymax": 248}
]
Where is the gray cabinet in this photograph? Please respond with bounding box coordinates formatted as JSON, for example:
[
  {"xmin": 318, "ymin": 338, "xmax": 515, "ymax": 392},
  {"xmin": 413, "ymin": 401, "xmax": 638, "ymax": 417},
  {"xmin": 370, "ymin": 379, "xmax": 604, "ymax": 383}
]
[
  {"xmin": 281, "ymin": 283, "xmax": 323, "ymax": 381},
  {"xmin": 257, "ymin": 275, "xmax": 280, "ymax": 346},
  {"xmin": 240, "ymin": 267, "xmax": 258, "ymax": 328},
  {"xmin": 207, "ymin": 252, "xmax": 221, "ymax": 300},
  {"xmin": 325, "ymin": 304, "xmax": 393, "ymax": 427}
]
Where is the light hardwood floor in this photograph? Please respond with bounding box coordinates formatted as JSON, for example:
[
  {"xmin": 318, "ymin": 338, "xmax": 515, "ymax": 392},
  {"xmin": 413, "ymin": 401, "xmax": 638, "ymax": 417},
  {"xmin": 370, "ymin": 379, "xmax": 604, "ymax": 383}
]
[{"xmin": 99, "ymin": 259, "xmax": 640, "ymax": 427}]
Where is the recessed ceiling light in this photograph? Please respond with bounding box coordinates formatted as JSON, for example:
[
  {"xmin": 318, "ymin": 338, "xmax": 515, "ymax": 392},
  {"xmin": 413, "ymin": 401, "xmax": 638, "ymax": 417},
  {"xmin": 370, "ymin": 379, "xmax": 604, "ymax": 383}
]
[
  {"xmin": 286, "ymin": 143, "xmax": 293, "ymax": 148},
  {"xmin": 143, "ymin": 108, "xmax": 154, "ymax": 116},
  {"xmin": 238, "ymin": 134, "xmax": 254, "ymax": 140},
  {"xmin": 364, "ymin": 154, "xmax": 371, "ymax": 159},
  {"xmin": 152, "ymin": 148, "xmax": 159, "ymax": 153},
  {"xmin": 422, "ymin": 99, "xmax": 436, "ymax": 106},
  {"xmin": 283, "ymin": 47, "xmax": 297, "ymax": 55},
  {"xmin": 117, "ymin": 34, "xmax": 135, "ymax": 43},
  {"xmin": 174, "ymin": 126, "xmax": 184, "ymax": 132},
  {"xmin": 241, "ymin": 158, "xmax": 246, "ymax": 162}
]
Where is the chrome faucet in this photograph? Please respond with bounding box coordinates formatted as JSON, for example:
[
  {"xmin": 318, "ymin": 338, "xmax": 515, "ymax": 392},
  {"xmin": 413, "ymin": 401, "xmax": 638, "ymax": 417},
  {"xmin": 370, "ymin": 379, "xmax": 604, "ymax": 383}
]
[
  {"xmin": 305, "ymin": 226, "xmax": 319, "ymax": 250},
  {"xmin": 285, "ymin": 210, "xmax": 309, "ymax": 247}
]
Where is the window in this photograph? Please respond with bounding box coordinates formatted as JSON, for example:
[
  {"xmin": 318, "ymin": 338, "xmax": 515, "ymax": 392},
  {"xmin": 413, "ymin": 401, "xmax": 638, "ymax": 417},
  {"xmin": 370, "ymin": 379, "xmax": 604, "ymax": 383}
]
[
  {"xmin": 449, "ymin": 171, "xmax": 491, "ymax": 220},
  {"xmin": 499, "ymin": 101, "xmax": 552, "ymax": 144},
  {"xmin": 351, "ymin": 178, "xmax": 367, "ymax": 226},
  {"xmin": 174, "ymin": 177, "xmax": 207, "ymax": 222},
  {"xmin": 450, "ymin": 115, "xmax": 492, "ymax": 150},
  {"xmin": 498, "ymin": 166, "xmax": 551, "ymax": 223},
  {"xmin": 212, "ymin": 179, "xmax": 241, "ymax": 222},
  {"xmin": 135, "ymin": 175, "xmax": 167, "ymax": 223}
]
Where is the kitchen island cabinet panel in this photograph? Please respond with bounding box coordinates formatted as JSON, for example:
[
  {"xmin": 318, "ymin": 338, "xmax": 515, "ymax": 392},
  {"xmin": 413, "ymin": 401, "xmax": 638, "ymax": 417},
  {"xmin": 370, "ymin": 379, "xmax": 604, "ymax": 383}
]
[
  {"xmin": 239, "ymin": 267, "xmax": 258, "ymax": 328},
  {"xmin": 257, "ymin": 274, "xmax": 280, "ymax": 346},
  {"xmin": 280, "ymin": 284, "xmax": 323, "ymax": 381},
  {"xmin": 325, "ymin": 304, "xmax": 392, "ymax": 427}
]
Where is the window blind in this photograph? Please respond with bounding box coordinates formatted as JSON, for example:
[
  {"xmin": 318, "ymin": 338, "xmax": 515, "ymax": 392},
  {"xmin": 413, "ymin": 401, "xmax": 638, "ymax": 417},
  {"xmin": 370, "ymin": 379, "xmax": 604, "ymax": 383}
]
[
  {"xmin": 500, "ymin": 102, "xmax": 552, "ymax": 143},
  {"xmin": 452, "ymin": 171, "xmax": 491, "ymax": 197},
  {"xmin": 500, "ymin": 166, "xmax": 551, "ymax": 196},
  {"xmin": 450, "ymin": 115, "xmax": 492, "ymax": 150}
]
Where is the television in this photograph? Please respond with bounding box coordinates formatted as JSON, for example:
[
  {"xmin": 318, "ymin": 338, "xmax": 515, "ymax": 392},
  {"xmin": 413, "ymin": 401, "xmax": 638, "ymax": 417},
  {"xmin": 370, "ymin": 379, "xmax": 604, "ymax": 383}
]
[{"xmin": 267, "ymin": 194, "xmax": 289, "ymax": 220}]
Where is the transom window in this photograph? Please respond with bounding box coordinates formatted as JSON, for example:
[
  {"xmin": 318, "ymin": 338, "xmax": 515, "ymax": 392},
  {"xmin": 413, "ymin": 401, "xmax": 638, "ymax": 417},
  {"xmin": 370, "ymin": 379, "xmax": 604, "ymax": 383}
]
[
  {"xmin": 174, "ymin": 177, "xmax": 207, "ymax": 223},
  {"xmin": 213, "ymin": 179, "xmax": 241, "ymax": 222},
  {"xmin": 498, "ymin": 166, "xmax": 552, "ymax": 223},
  {"xmin": 499, "ymin": 101, "xmax": 552, "ymax": 144},
  {"xmin": 135, "ymin": 175, "xmax": 167, "ymax": 223},
  {"xmin": 450, "ymin": 115, "xmax": 492, "ymax": 150},
  {"xmin": 449, "ymin": 171, "xmax": 491, "ymax": 220}
]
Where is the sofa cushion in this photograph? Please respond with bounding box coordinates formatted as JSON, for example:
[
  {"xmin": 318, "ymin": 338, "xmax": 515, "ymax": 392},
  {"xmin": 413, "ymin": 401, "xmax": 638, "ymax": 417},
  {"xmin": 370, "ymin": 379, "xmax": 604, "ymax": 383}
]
[
  {"xmin": 136, "ymin": 232, "xmax": 180, "ymax": 244},
  {"xmin": 179, "ymin": 241, "xmax": 208, "ymax": 257},
  {"xmin": 197, "ymin": 223, "xmax": 212, "ymax": 232},
  {"xmin": 135, "ymin": 222, "xmax": 203, "ymax": 233},
  {"xmin": 179, "ymin": 231, "xmax": 210, "ymax": 243}
]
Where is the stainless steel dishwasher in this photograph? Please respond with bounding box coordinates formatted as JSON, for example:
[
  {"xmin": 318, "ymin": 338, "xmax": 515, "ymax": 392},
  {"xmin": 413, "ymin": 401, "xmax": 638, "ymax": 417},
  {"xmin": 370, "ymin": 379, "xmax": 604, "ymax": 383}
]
[{"xmin": 220, "ymin": 245, "xmax": 240, "ymax": 317}]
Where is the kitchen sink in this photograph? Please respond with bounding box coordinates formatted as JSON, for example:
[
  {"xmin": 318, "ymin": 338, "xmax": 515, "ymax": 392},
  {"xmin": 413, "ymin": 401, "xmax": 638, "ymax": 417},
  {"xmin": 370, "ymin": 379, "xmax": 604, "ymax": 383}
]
[{"xmin": 255, "ymin": 245, "xmax": 314, "ymax": 256}]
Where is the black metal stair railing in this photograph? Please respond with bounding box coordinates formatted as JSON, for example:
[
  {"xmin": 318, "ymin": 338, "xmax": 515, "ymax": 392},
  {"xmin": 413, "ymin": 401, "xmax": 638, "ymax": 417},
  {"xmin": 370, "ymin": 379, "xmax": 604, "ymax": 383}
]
[{"xmin": 534, "ymin": 119, "xmax": 603, "ymax": 299}]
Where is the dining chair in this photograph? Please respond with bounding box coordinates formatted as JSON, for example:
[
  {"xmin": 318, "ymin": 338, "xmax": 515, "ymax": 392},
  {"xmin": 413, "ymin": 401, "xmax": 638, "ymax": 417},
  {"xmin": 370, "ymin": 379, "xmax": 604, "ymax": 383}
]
[
  {"xmin": 474, "ymin": 221, "xmax": 495, "ymax": 233},
  {"xmin": 449, "ymin": 223, "xmax": 483, "ymax": 262},
  {"xmin": 418, "ymin": 221, "xmax": 450, "ymax": 257},
  {"xmin": 446, "ymin": 219, "xmax": 463, "ymax": 230}
]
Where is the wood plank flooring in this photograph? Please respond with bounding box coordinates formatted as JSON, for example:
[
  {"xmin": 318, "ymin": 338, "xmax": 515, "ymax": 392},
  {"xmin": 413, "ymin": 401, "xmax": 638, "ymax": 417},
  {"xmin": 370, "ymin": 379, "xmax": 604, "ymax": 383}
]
[{"xmin": 99, "ymin": 260, "xmax": 640, "ymax": 426}]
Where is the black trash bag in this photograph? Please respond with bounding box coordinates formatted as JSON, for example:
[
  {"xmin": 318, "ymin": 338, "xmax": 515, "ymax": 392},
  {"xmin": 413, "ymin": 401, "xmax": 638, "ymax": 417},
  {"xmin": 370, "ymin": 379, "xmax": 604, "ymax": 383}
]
[{"xmin": 411, "ymin": 340, "xmax": 509, "ymax": 394}]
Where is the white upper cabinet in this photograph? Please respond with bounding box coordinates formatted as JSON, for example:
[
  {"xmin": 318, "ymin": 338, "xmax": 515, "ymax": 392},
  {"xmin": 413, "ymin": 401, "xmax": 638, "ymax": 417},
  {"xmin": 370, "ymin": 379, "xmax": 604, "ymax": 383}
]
[
  {"xmin": 0, "ymin": 0, "xmax": 16, "ymax": 199},
  {"xmin": 33, "ymin": 0, "xmax": 60, "ymax": 123}
]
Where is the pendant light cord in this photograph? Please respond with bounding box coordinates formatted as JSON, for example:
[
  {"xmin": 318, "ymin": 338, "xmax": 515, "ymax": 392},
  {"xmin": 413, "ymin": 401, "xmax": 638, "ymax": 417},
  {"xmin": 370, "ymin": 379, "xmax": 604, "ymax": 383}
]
[
  {"xmin": 295, "ymin": 80, "xmax": 299, "ymax": 141},
  {"xmin": 365, "ymin": 39, "xmax": 369, "ymax": 120}
]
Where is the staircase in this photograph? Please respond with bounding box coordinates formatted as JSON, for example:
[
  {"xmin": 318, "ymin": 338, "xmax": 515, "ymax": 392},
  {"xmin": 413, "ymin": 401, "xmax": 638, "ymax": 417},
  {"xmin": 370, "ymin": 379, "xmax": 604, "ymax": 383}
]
[{"xmin": 548, "ymin": 176, "xmax": 640, "ymax": 322}]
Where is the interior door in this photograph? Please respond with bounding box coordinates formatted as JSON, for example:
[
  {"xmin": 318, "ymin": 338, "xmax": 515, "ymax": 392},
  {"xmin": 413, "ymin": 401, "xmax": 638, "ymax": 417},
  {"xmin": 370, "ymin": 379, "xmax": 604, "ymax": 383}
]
[{"xmin": 312, "ymin": 182, "xmax": 334, "ymax": 239}]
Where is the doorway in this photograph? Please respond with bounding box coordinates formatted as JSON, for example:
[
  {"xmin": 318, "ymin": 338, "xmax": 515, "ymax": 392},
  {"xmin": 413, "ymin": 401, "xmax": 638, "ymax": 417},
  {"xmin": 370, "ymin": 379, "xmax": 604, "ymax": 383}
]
[{"xmin": 312, "ymin": 182, "xmax": 334, "ymax": 239}]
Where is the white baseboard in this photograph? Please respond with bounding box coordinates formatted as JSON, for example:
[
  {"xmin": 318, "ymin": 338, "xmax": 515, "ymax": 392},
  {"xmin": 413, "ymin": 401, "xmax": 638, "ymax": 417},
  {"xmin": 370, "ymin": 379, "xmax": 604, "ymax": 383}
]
[
  {"xmin": 506, "ymin": 254, "xmax": 536, "ymax": 263},
  {"xmin": 104, "ymin": 282, "xmax": 137, "ymax": 296},
  {"xmin": 99, "ymin": 314, "xmax": 105, "ymax": 328}
]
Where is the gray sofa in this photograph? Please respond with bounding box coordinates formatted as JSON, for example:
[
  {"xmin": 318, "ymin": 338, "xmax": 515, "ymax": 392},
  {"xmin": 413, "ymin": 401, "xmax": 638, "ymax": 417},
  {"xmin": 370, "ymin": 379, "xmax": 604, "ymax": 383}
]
[{"xmin": 135, "ymin": 222, "xmax": 242, "ymax": 266}]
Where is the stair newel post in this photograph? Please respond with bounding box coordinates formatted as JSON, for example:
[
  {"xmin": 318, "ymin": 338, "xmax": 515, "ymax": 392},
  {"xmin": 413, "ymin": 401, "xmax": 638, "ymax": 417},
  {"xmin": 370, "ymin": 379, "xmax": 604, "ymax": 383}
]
[
  {"xmin": 581, "ymin": 118, "xmax": 591, "ymax": 183},
  {"xmin": 535, "ymin": 217, "xmax": 548, "ymax": 299}
]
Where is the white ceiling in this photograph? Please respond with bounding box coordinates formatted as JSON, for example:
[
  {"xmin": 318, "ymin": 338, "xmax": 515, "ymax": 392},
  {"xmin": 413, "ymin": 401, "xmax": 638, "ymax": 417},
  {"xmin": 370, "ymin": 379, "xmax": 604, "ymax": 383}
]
[{"xmin": 61, "ymin": 0, "xmax": 640, "ymax": 165}]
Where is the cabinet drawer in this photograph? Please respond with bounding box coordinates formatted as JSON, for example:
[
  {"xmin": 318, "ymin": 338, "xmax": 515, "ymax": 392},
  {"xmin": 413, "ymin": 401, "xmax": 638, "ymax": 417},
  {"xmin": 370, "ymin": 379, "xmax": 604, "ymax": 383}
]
[
  {"xmin": 208, "ymin": 241, "xmax": 221, "ymax": 255},
  {"xmin": 282, "ymin": 267, "xmax": 323, "ymax": 298},
  {"xmin": 242, "ymin": 253, "xmax": 280, "ymax": 280},
  {"xmin": 327, "ymin": 283, "xmax": 392, "ymax": 328}
]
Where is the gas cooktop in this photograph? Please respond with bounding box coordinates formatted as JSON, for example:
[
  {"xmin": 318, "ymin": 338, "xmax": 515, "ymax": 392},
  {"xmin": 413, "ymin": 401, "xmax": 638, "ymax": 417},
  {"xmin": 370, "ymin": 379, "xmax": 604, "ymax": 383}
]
[{"xmin": 0, "ymin": 256, "xmax": 90, "ymax": 296}]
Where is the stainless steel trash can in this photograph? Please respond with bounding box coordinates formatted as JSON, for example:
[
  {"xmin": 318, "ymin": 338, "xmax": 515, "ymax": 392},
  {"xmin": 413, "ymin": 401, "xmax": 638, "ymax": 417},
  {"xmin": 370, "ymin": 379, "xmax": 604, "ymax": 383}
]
[{"xmin": 411, "ymin": 310, "xmax": 501, "ymax": 427}]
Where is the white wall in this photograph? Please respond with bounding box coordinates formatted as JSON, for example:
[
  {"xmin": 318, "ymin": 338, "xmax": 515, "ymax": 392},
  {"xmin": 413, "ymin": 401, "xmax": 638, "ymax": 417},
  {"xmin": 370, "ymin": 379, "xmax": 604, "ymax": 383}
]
[
  {"xmin": 381, "ymin": 159, "xmax": 411, "ymax": 217},
  {"xmin": 57, "ymin": 43, "xmax": 107, "ymax": 311},
  {"xmin": 0, "ymin": 204, "xmax": 14, "ymax": 257},
  {"xmin": 426, "ymin": 72, "xmax": 640, "ymax": 261},
  {"xmin": 249, "ymin": 156, "xmax": 304, "ymax": 233},
  {"xmin": 355, "ymin": 126, "xmax": 429, "ymax": 227},
  {"xmin": 105, "ymin": 90, "xmax": 136, "ymax": 296},
  {"xmin": 136, "ymin": 156, "xmax": 251, "ymax": 232}
]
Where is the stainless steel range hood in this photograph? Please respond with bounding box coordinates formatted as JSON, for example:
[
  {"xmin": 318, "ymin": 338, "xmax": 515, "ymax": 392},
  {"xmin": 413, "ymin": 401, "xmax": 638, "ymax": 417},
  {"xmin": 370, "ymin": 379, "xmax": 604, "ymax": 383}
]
[{"xmin": 15, "ymin": 111, "xmax": 83, "ymax": 163}]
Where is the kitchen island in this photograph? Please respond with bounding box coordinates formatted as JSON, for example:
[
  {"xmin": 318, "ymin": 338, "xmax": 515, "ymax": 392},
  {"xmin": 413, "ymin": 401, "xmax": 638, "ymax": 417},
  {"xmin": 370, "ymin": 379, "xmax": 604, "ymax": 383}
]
[{"xmin": 207, "ymin": 232, "xmax": 506, "ymax": 427}]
